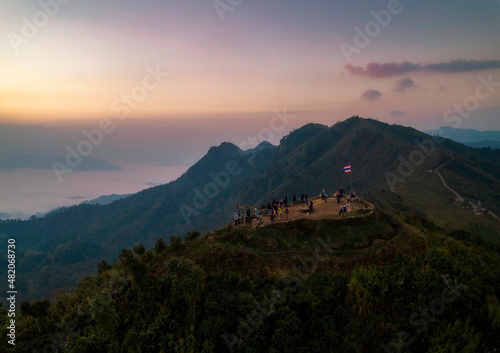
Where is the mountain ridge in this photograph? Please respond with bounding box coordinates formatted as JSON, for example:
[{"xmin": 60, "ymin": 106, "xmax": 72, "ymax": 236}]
[
  {"xmin": 424, "ymin": 126, "xmax": 500, "ymax": 143},
  {"xmin": 1, "ymin": 116, "xmax": 499, "ymax": 300},
  {"xmin": 464, "ymin": 140, "xmax": 500, "ymax": 149}
]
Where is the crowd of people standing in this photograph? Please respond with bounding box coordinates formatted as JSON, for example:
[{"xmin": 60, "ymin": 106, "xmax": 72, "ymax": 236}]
[
  {"xmin": 233, "ymin": 186, "xmax": 357, "ymax": 226},
  {"xmin": 265, "ymin": 190, "xmax": 317, "ymax": 223},
  {"xmin": 266, "ymin": 197, "xmax": 289, "ymax": 223}
]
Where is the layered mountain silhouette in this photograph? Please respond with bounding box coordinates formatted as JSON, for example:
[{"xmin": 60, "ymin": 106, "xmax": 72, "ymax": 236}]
[
  {"xmin": 424, "ymin": 126, "xmax": 500, "ymax": 149},
  {"xmin": 1, "ymin": 116, "xmax": 499, "ymax": 300},
  {"xmin": 80, "ymin": 193, "xmax": 133, "ymax": 205},
  {"xmin": 0, "ymin": 153, "xmax": 120, "ymax": 171},
  {"xmin": 464, "ymin": 140, "xmax": 500, "ymax": 149}
]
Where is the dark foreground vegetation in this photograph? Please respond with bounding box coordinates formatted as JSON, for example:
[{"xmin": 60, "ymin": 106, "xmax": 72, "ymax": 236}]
[{"xmin": 2, "ymin": 211, "xmax": 499, "ymax": 353}]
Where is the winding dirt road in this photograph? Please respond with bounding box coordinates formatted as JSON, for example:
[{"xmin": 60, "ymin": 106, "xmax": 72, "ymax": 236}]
[
  {"xmin": 434, "ymin": 161, "xmax": 500, "ymax": 221},
  {"xmin": 433, "ymin": 169, "xmax": 464, "ymax": 203}
]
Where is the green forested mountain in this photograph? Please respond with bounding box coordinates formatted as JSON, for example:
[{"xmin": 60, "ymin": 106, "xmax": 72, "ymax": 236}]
[
  {"xmin": 0, "ymin": 117, "xmax": 499, "ymax": 301},
  {"xmin": 1, "ymin": 211, "xmax": 499, "ymax": 352}
]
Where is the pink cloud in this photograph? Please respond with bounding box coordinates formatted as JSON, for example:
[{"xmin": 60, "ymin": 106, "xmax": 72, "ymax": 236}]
[
  {"xmin": 345, "ymin": 62, "xmax": 420, "ymax": 78},
  {"xmin": 345, "ymin": 60, "xmax": 500, "ymax": 78}
]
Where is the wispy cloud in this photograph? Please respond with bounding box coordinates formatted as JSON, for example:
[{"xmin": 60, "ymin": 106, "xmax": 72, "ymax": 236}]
[
  {"xmin": 389, "ymin": 110, "xmax": 407, "ymax": 116},
  {"xmin": 345, "ymin": 60, "xmax": 500, "ymax": 78},
  {"xmin": 361, "ymin": 89, "xmax": 382, "ymax": 101},
  {"xmin": 395, "ymin": 77, "xmax": 416, "ymax": 92}
]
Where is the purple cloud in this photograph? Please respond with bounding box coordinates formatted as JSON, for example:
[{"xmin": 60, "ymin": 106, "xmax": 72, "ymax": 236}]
[
  {"xmin": 395, "ymin": 77, "xmax": 416, "ymax": 92},
  {"xmin": 389, "ymin": 110, "xmax": 407, "ymax": 116},
  {"xmin": 361, "ymin": 89, "xmax": 383, "ymax": 100},
  {"xmin": 346, "ymin": 60, "xmax": 500, "ymax": 78}
]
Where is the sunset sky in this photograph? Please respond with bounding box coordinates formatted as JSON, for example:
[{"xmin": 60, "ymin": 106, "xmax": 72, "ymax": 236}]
[
  {"xmin": 1, "ymin": 0, "xmax": 500, "ymax": 218},
  {"xmin": 1, "ymin": 0, "xmax": 499, "ymax": 128}
]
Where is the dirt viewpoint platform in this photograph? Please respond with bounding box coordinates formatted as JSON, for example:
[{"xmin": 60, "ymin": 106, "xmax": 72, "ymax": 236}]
[{"xmin": 249, "ymin": 195, "xmax": 374, "ymax": 229}]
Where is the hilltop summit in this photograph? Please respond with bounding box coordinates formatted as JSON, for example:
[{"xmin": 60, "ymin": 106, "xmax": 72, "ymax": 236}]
[{"xmin": 1, "ymin": 117, "xmax": 499, "ymax": 300}]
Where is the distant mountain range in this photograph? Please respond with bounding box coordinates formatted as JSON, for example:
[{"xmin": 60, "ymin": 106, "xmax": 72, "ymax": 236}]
[
  {"xmin": 0, "ymin": 153, "xmax": 120, "ymax": 171},
  {"xmin": 1, "ymin": 117, "xmax": 499, "ymax": 300},
  {"xmin": 462, "ymin": 140, "xmax": 500, "ymax": 149},
  {"xmin": 424, "ymin": 126, "xmax": 500, "ymax": 149},
  {"xmin": 80, "ymin": 193, "xmax": 133, "ymax": 205},
  {"xmin": 28, "ymin": 194, "xmax": 134, "ymax": 219}
]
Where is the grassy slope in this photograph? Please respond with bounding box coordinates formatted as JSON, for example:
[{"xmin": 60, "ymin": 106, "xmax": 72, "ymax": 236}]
[
  {"xmin": 371, "ymin": 172, "xmax": 500, "ymax": 244},
  {"xmin": 4, "ymin": 209, "xmax": 500, "ymax": 353},
  {"xmin": 160, "ymin": 211, "xmax": 427, "ymax": 279}
]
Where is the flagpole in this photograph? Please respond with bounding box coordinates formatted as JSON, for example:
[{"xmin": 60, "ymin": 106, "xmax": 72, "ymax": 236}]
[
  {"xmin": 350, "ymin": 168, "xmax": 353, "ymax": 193},
  {"xmin": 343, "ymin": 164, "xmax": 352, "ymax": 193}
]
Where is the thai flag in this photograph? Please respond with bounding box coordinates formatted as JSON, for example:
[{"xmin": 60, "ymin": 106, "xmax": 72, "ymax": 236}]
[{"xmin": 344, "ymin": 165, "xmax": 351, "ymax": 173}]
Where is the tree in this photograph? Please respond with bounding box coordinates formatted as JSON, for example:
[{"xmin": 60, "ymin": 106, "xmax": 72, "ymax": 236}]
[
  {"xmin": 19, "ymin": 299, "xmax": 51, "ymax": 334},
  {"xmin": 167, "ymin": 258, "xmax": 205, "ymax": 329},
  {"xmin": 169, "ymin": 235, "xmax": 183, "ymax": 250},
  {"xmin": 133, "ymin": 242, "xmax": 146, "ymax": 256},
  {"xmin": 97, "ymin": 259, "xmax": 112, "ymax": 274},
  {"xmin": 154, "ymin": 238, "xmax": 167, "ymax": 254},
  {"xmin": 185, "ymin": 231, "xmax": 201, "ymax": 242}
]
